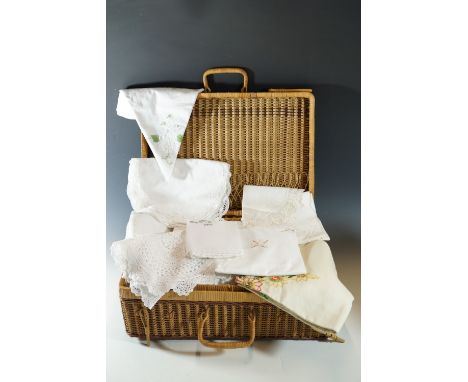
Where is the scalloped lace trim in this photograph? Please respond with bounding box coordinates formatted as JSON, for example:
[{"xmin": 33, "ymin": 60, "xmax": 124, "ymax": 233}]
[
  {"xmin": 111, "ymin": 230, "xmax": 228, "ymax": 308},
  {"xmin": 141, "ymin": 163, "xmax": 231, "ymax": 227},
  {"xmin": 209, "ymin": 166, "xmax": 231, "ymax": 221}
]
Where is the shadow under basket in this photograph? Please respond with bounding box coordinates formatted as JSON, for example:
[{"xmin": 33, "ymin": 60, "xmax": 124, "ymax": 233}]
[{"xmin": 119, "ymin": 280, "xmax": 341, "ymax": 348}]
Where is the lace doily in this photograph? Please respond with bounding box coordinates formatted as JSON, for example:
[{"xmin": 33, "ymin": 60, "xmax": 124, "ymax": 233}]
[{"xmin": 111, "ymin": 230, "xmax": 228, "ymax": 308}]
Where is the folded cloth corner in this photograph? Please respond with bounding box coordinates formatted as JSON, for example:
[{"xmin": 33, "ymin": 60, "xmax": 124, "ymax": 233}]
[
  {"xmin": 235, "ymin": 240, "xmax": 353, "ymax": 334},
  {"xmin": 127, "ymin": 158, "xmax": 231, "ymax": 227},
  {"xmin": 125, "ymin": 211, "xmax": 169, "ymax": 239},
  {"xmin": 116, "ymin": 87, "xmax": 203, "ymax": 179}
]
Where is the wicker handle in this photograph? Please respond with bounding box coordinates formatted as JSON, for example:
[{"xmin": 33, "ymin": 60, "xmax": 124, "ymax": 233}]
[
  {"xmin": 202, "ymin": 67, "xmax": 248, "ymax": 93},
  {"xmin": 197, "ymin": 311, "xmax": 256, "ymax": 349}
]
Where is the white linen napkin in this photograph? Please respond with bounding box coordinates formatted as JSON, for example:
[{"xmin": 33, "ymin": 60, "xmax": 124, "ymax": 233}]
[
  {"xmin": 241, "ymin": 185, "xmax": 330, "ymax": 244},
  {"xmin": 186, "ymin": 220, "xmax": 244, "ymax": 258},
  {"xmin": 235, "ymin": 240, "xmax": 353, "ymax": 333},
  {"xmin": 215, "ymin": 227, "xmax": 306, "ymax": 276},
  {"xmin": 117, "ymin": 88, "xmax": 203, "ymax": 179},
  {"xmin": 127, "ymin": 158, "xmax": 231, "ymax": 227}
]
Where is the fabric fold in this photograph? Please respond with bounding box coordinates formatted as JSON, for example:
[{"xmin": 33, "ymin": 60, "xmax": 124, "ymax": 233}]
[
  {"xmin": 117, "ymin": 88, "xmax": 203, "ymax": 179},
  {"xmin": 235, "ymin": 240, "xmax": 353, "ymax": 333},
  {"xmin": 125, "ymin": 211, "xmax": 169, "ymax": 239},
  {"xmin": 127, "ymin": 158, "xmax": 231, "ymax": 227}
]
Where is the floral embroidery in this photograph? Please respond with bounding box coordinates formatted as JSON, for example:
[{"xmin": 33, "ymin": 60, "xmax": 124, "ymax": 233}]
[
  {"xmin": 235, "ymin": 275, "xmax": 263, "ymax": 291},
  {"xmin": 250, "ymin": 239, "xmax": 269, "ymax": 248},
  {"xmin": 292, "ymin": 274, "xmax": 318, "ymax": 282},
  {"xmin": 267, "ymin": 276, "xmax": 285, "ymax": 286},
  {"xmin": 236, "ymin": 273, "xmax": 319, "ymax": 290},
  {"xmin": 151, "ymin": 114, "xmax": 187, "ymax": 166}
]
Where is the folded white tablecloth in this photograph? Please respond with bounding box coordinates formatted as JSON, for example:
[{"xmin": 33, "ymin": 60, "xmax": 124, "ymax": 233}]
[{"xmin": 127, "ymin": 158, "xmax": 231, "ymax": 227}]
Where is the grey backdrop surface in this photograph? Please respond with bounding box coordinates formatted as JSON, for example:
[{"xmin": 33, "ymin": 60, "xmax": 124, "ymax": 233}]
[{"xmin": 107, "ymin": 0, "xmax": 360, "ymax": 249}]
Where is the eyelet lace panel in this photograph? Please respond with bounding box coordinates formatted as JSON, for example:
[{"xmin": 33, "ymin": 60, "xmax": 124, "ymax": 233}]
[
  {"xmin": 242, "ymin": 187, "xmax": 303, "ymax": 228},
  {"xmin": 111, "ymin": 230, "xmax": 227, "ymax": 308},
  {"xmin": 241, "ymin": 187, "xmax": 330, "ymax": 244}
]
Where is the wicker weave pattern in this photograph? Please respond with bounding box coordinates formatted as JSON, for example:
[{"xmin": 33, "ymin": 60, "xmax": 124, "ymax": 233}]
[
  {"xmin": 142, "ymin": 92, "xmax": 314, "ymax": 212},
  {"xmin": 119, "ymin": 69, "xmax": 334, "ymax": 347},
  {"xmin": 121, "ymin": 300, "xmax": 328, "ymax": 341},
  {"xmin": 120, "ymin": 282, "xmax": 328, "ymax": 342}
]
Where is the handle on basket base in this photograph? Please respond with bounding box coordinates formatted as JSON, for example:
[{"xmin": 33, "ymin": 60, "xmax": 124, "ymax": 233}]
[
  {"xmin": 197, "ymin": 311, "xmax": 256, "ymax": 349},
  {"xmin": 139, "ymin": 308, "xmax": 151, "ymax": 347},
  {"xmin": 202, "ymin": 67, "xmax": 248, "ymax": 93}
]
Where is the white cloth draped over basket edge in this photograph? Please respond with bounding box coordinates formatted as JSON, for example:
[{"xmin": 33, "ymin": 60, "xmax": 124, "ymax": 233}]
[
  {"xmin": 112, "ymin": 157, "xmax": 233, "ymax": 307},
  {"xmin": 111, "ymin": 229, "xmax": 230, "ymax": 309},
  {"xmin": 236, "ymin": 240, "xmax": 353, "ymax": 333},
  {"xmin": 117, "ymin": 88, "xmax": 203, "ymax": 179},
  {"xmin": 112, "ymin": 159, "xmax": 350, "ymax": 330}
]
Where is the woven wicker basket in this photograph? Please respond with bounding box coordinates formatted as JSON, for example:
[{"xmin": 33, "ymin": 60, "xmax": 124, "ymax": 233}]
[{"xmin": 119, "ymin": 68, "xmax": 342, "ymax": 348}]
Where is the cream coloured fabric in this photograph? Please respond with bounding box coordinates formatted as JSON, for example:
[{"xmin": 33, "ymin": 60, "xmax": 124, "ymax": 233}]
[
  {"xmin": 236, "ymin": 240, "xmax": 353, "ymax": 332},
  {"xmin": 241, "ymin": 185, "xmax": 330, "ymax": 244},
  {"xmin": 117, "ymin": 88, "xmax": 203, "ymax": 179},
  {"xmin": 127, "ymin": 158, "xmax": 231, "ymax": 227}
]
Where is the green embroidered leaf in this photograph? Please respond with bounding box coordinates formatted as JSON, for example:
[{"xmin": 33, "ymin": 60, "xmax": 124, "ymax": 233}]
[
  {"xmin": 151, "ymin": 134, "xmax": 160, "ymax": 143},
  {"xmin": 177, "ymin": 134, "xmax": 184, "ymax": 142}
]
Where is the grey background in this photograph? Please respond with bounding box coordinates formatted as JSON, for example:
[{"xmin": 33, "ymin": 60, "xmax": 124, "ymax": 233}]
[{"xmin": 107, "ymin": 0, "xmax": 360, "ymax": 250}]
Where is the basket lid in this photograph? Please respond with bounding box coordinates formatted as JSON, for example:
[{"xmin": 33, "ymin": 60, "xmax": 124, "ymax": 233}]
[{"xmin": 141, "ymin": 68, "xmax": 315, "ymax": 218}]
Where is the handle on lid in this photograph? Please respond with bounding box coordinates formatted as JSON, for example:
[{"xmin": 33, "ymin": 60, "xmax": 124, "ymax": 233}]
[{"xmin": 202, "ymin": 67, "xmax": 248, "ymax": 93}]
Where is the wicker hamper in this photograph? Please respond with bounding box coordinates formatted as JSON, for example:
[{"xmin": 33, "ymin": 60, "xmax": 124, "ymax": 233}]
[{"xmin": 119, "ymin": 68, "xmax": 343, "ymax": 348}]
